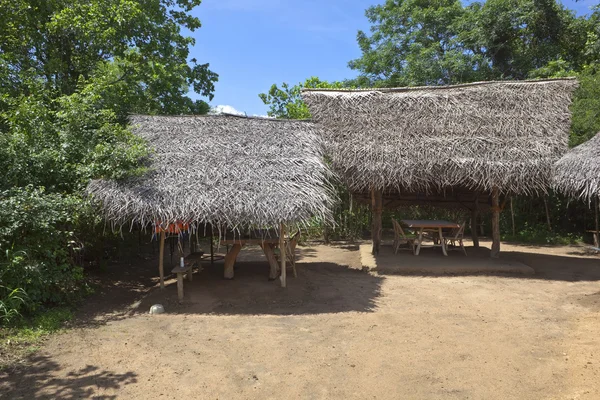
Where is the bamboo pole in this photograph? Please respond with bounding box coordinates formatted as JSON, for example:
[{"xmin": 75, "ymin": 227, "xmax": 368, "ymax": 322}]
[
  {"xmin": 491, "ymin": 187, "xmax": 501, "ymax": 258},
  {"xmin": 280, "ymin": 223, "xmax": 286, "ymax": 288},
  {"xmin": 159, "ymin": 230, "xmax": 165, "ymax": 289}
]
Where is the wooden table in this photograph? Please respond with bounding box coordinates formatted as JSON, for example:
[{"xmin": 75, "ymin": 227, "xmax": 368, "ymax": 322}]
[
  {"xmin": 220, "ymin": 238, "xmax": 281, "ymax": 280},
  {"xmin": 401, "ymin": 220, "xmax": 460, "ymax": 256}
]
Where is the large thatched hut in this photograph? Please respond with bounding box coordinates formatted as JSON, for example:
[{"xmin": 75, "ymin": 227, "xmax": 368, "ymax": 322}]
[
  {"xmin": 302, "ymin": 79, "xmax": 578, "ymax": 257},
  {"xmin": 87, "ymin": 114, "xmax": 335, "ymax": 286},
  {"xmin": 553, "ymin": 132, "xmax": 600, "ymax": 245}
]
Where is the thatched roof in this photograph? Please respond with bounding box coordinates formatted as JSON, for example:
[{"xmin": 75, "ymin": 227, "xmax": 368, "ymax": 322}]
[
  {"xmin": 302, "ymin": 79, "xmax": 578, "ymax": 195},
  {"xmin": 553, "ymin": 132, "xmax": 600, "ymax": 202},
  {"xmin": 87, "ymin": 114, "xmax": 335, "ymax": 230}
]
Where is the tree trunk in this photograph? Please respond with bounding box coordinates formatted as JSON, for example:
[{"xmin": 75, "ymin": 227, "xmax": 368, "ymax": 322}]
[
  {"xmin": 491, "ymin": 187, "xmax": 501, "ymax": 258},
  {"xmin": 371, "ymin": 189, "xmax": 383, "ymax": 255},
  {"xmin": 471, "ymin": 207, "xmax": 479, "ymax": 249}
]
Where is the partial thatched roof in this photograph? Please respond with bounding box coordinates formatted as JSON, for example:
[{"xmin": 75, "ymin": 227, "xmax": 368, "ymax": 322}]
[
  {"xmin": 302, "ymin": 79, "xmax": 578, "ymax": 195},
  {"xmin": 553, "ymin": 132, "xmax": 600, "ymax": 202},
  {"xmin": 87, "ymin": 114, "xmax": 334, "ymax": 230}
]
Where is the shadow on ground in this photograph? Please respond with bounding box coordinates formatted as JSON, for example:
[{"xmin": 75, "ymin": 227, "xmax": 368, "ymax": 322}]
[
  {"xmin": 0, "ymin": 354, "xmax": 137, "ymax": 400},
  {"xmin": 72, "ymin": 243, "xmax": 382, "ymax": 325}
]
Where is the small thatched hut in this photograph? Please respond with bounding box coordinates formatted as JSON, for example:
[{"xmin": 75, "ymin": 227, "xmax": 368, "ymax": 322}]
[
  {"xmin": 553, "ymin": 132, "xmax": 600, "ymax": 202},
  {"xmin": 553, "ymin": 132, "xmax": 600, "ymax": 245},
  {"xmin": 302, "ymin": 79, "xmax": 578, "ymax": 257},
  {"xmin": 87, "ymin": 114, "xmax": 335, "ymax": 286}
]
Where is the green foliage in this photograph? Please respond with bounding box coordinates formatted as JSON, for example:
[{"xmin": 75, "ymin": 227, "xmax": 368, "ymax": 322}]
[
  {"xmin": 259, "ymin": 77, "xmax": 347, "ymax": 119},
  {"xmin": 0, "ymin": 0, "xmax": 217, "ymax": 324},
  {"xmin": 349, "ymin": 0, "xmax": 593, "ymax": 85}
]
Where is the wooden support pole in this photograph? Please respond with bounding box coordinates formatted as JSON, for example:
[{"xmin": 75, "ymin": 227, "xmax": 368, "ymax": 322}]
[
  {"xmin": 471, "ymin": 195, "xmax": 480, "ymax": 249},
  {"xmin": 371, "ymin": 189, "xmax": 383, "ymax": 255},
  {"xmin": 510, "ymin": 197, "xmax": 516, "ymax": 237},
  {"xmin": 280, "ymin": 223, "xmax": 287, "ymax": 288},
  {"xmin": 595, "ymin": 197, "xmax": 599, "ymax": 248},
  {"xmin": 491, "ymin": 187, "xmax": 501, "ymax": 258},
  {"xmin": 159, "ymin": 230, "xmax": 165, "ymax": 289},
  {"xmin": 543, "ymin": 196, "xmax": 552, "ymax": 231},
  {"xmin": 223, "ymin": 244, "xmax": 242, "ymax": 279}
]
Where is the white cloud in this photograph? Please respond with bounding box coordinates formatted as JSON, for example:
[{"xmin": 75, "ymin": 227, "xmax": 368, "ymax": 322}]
[{"xmin": 210, "ymin": 105, "xmax": 246, "ymax": 116}]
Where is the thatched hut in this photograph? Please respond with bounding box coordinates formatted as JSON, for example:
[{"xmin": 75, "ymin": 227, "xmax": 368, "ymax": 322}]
[
  {"xmin": 87, "ymin": 114, "xmax": 335, "ymax": 286},
  {"xmin": 553, "ymin": 132, "xmax": 600, "ymax": 245},
  {"xmin": 302, "ymin": 79, "xmax": 578, "ymax": 257}
]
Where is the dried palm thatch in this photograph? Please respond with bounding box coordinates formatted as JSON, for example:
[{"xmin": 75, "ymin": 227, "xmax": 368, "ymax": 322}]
[
  {"xmin": 553, "ymin": 132, "xmax": 600, "ymax": 202},
  {"xmin": 302, "ymin": 79, "xmax": 578, "ymax": 195},
  {"xmin": 87, "ymin": 114, "xmax": 335, "ymax": 231}
]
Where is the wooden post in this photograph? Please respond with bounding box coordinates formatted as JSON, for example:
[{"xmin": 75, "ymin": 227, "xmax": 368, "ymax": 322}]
[
  {"xmin": 176, "ymin": 273, "xmax": 184, "ymax": 302},
  {"xmin": 471, "ymin": 195, "xmax": 480, "ymax": 249},
  {"xmin": 595, "ymin": 197, "xmax": 599, "ymax": 248},
  {"xmin": 371, "ymin": 189, "xmax": 383, "ymax": 255},
  {"xmin": 159, "ymin": 230, "xmax": 165, "ymax": 289},
  {"xmin": 280, "ymin": 223, "xmax": 287, "ymax": 288},
  {"xmin": 491, "ymin": 187, "xmax": 501, "ymax": 258},
  {"xmin": 510, "ymin": 197, "xmax": 516, "ymax": 237},
  {"xmin": 543, "ymin": 196, "xmax": 552, "ymax": 231}
]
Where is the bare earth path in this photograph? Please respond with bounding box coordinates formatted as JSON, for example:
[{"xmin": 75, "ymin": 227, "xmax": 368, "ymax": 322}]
[{"xmin": 1, "ymin": 242, "xmax": 599, "ymax": 399}]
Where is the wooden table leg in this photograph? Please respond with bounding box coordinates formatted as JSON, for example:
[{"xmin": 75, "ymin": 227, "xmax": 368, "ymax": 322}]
[
  {"xmin": 439, "ymin": 227, "xmax": 448, "ymax": 256},
  {"xmin": 224, "ymin": 244, "xmax": 242, "ymax": 279},
  {"xmin": 415, "ymin": 228, "xmax": 424, "ymax": 255},
  {"xmin": 261, "ymin": 244, "xmax": 279, "ymax": 281}
]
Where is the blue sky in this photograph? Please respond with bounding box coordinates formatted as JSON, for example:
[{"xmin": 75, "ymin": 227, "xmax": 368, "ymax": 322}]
[{"xmin": 191, "ymin": 0, "xmax": 598, "ymax": 116}]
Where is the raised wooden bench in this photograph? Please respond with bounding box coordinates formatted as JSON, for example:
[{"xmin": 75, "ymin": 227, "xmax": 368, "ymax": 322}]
[{"xmin": 171, "ymin": 252, "xmax": 204, "ymax": 302}]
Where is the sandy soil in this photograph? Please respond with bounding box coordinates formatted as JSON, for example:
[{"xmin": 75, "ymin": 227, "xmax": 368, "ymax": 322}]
[{"xmin": 1, "ymin": 241, "xmax": 599, "ymax": 399}]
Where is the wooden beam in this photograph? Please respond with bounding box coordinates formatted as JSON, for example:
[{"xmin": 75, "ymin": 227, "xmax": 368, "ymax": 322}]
[
  {"xmin": 280, "ymin": 223, "xmax": 286, "ymax": 288},
  {"xmin": 159, "ymin": 230, "xmax": 165, "ymax": 290},
  {"xmin": 491, "ymin": 187, "xmax": 501, "ymax": 258},
  {"xmin": 371, "ymin": 189, "xmax": 383, "ymax": 255}
]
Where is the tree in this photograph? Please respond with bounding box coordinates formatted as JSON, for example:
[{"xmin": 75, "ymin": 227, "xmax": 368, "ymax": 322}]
[
  {"xmin": 0, "ymin": 0, "xmax": 217, "ymax": 116},
  {"xmin": 349, "ymin": 0, "xmax": 590, "ymax": 85},
  {"xmin": 0, "ymin": 0, "xmax": 217, "ymax": 319},
  {"xmin": 259, "ymin": 77, "xmax": 346, "ymax": 119}
]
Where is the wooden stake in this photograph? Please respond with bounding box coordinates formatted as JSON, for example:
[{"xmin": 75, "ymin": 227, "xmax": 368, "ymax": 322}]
[
  {"xmin": 280, "ymin": 223, "xmax": 287, "ymax": 288},
  {"xmin": 371, "ymin": 189, "xmax": 383, "ymax": 255},
  {"xmin": 159, "ymin": 230, "xmax": 165, "ymax": 290},
  {"xmin": 491, "ymin": 187, "xmax": 501, "ymax": 258}
]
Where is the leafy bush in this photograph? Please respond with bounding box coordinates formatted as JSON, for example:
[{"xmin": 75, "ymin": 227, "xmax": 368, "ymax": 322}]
[{"xmin": 0, "ymin": 187, "xmax": 87, "ymax": 319}]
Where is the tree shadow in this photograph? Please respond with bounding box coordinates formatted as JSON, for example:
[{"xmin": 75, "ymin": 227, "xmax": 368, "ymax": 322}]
[{"xmin": 0, "ymin": 354, "xmax": 137, "ymax": 399}]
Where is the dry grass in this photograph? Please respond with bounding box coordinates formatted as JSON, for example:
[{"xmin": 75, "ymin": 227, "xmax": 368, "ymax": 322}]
[{"xmin": 302, "ymin": 79, "xmax": 578, "ymax": 195}]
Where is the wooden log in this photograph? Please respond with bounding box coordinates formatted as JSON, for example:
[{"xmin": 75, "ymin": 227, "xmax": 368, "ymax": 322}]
[
  {"xmin": 223, "ymin": 243, "xmax": 242, "ymax": 279},
  {"xmin": 176, "ymin": 272, "xmax": 184, "ymax": 302},
  {"xmin": 261, "ymin": 243, "xmax": 279, "ymax": 281},
  {"xmin": 371, "ymin": 189, "xmax": 383, "ymax": 255},
  {"xmin": 280, "ymin": 223, "xmax": 286, "ymax": 288},
  {"xmin": 159, "ymin": 230, "xmax": 165, "ymax": 290},
  {"xmin": 491, "ymin": 187, "xmax": 501, "ymax": 258}
]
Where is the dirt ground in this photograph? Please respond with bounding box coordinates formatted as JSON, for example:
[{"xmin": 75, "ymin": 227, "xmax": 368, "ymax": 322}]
[{"xmin": 1, "ymin": 240, "xmax": 600, "ymax": 399}]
